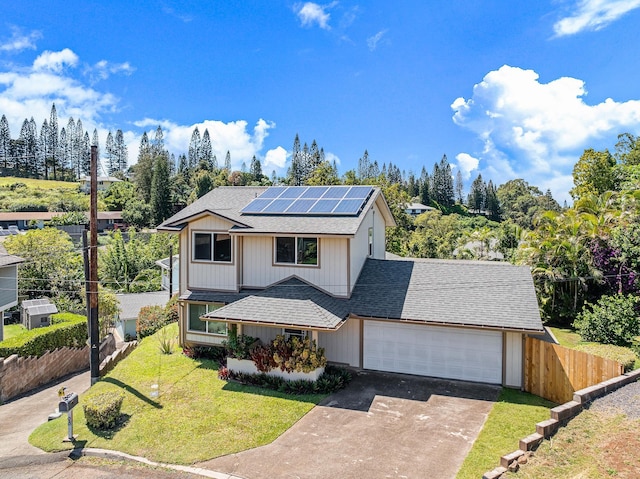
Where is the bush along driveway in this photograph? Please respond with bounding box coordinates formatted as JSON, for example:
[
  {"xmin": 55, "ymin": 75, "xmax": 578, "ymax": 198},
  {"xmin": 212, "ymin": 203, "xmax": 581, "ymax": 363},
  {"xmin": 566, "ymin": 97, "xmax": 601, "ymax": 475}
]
[{"xmin": 29, "ymin": 324, "xmax": 325, "ymax": 464}]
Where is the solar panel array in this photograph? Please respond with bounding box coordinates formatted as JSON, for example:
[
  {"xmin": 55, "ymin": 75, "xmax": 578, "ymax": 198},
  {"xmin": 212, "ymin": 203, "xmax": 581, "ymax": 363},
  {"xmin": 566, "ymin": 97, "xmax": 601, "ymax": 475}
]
[{"xmin": 241, "ymin": 185, "xmax": 375, "ymax": 216}]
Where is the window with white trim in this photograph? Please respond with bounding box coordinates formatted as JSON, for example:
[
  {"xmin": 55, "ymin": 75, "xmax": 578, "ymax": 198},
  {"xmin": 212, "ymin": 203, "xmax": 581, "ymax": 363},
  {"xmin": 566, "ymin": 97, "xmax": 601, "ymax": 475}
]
[
  {"xmin": 193, "ymin": 232, "xmax": 232, "ymax": 262},
  {"xmin": 188, "ymin": 303, "xmax": 227, "ymax": 335},
  {"xmin": 283, "ymin": 328, "xmax": 308, "ymax": 341},
  {"xmin": 275, "ymin": 237, "xmax": 318, "ymax": 265}
]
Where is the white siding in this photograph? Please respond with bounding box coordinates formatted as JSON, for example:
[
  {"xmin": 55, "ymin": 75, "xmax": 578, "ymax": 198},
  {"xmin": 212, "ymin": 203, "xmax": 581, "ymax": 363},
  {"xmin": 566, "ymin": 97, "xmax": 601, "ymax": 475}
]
[
  {"xmin": 185, "ymin": 332, "xmax": 226, "ymax": 346},
  {"xmin": 242, "ymin": 235, "xmax": 349, "ymax": 296},
  {"xmin": 504, "ymin": 332, "xmax": 523, "ymax": 388},
  {"xmin": 180, "ymin": 232, "xmax": 188, "ymax": 294},
  {"xmin": 349, "ymin": 203, "xmax": 385, "ymax": 292},
  {"xmin": 318, "ymin": 318, "xmax": 361, "ymax": 367},
  {"xmin": 187, "ymin": 215, "xmax": 238, "ymax": 291},
  {"xmin": 0, "ymin": 265, "xmax": 18, "ymax": 310},
  {"xmin": 242, "ymin": 324, "xmax": 280, "ymax": 343}
]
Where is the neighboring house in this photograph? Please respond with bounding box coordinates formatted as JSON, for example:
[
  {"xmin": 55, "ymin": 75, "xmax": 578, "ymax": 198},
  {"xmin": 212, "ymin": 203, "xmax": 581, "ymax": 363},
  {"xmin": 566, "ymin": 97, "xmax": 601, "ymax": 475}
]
[
  {"xmin": 21, "ymin": 298, "xmax": 58, "ymax": 330},
  {"xmin": 79, "ymin": 175, "xmax": 122, "ymax": 193},
  {"xmin": 405, "ymin": 202, "xmax": 434, "ymax": 216},
  {"xmin": 155, "ymin": 255, "xmax": 180, "ymax": 295},
  {"xmin": 158, "ymin": 185, "xmax": 544, "ymax": 387},
  {"xmin": 115, "ymin": 291, "xmax": 169, "ymax": 340},
  {"xmin": 0, "ymin": 247, "xmax": 24, "ymax": 341},
  {"xmin": 0, "ymin": 211, "xmax": 123, "ymax": 232}
]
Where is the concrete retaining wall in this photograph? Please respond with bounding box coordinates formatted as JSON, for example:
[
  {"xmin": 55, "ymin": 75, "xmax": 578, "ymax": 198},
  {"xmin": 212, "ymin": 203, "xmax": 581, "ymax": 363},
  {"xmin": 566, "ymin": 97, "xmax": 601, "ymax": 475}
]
[{"xmin": 0, "ymin": 334, "xmax": 118, "ymax": 403}]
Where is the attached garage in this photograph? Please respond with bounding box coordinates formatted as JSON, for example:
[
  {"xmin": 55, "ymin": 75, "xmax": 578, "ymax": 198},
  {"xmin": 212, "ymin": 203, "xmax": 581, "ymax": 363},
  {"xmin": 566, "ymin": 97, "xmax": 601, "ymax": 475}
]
[{"xmin": 363, "ymin": 321, "xmax": 503, "ymax": 384}]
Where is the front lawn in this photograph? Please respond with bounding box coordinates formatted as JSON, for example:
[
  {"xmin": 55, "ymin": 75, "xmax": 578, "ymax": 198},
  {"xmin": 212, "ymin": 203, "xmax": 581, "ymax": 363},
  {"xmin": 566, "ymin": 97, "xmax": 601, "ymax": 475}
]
[
  {"xmin": 29, "ymin": 323, "xmax": 325, "ymax": 464},
  {"xmin": 456, "ymin": 388, "xmax": 556, "ymax": 479},
  {"xmin": 2, "ymin": 324, "xmax": 26, "ymax": 340}
]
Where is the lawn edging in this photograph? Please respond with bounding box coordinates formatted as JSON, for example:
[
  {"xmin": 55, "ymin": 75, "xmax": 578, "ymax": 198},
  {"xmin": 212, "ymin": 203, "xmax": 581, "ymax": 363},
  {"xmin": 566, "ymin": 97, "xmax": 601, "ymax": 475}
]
[{"xmin": 482, "ymin": 368, "xmax": 640, "ymax": 479}]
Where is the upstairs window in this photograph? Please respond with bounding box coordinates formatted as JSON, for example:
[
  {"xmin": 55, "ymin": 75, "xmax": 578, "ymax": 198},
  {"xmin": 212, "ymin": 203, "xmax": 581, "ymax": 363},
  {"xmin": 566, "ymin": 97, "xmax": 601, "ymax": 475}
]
[
  {"xmin": 275, "ymin": 237, "xmax": 318, "ymax": 266},
  {"xmin": 193, "ymin": 232, "xmax": 232, "ymax": 262}
]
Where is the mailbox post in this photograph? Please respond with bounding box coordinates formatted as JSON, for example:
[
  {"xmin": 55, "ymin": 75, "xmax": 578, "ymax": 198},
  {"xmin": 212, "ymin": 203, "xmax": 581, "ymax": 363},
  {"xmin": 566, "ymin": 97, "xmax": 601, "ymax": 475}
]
[{"xmin": 58, "ymin": 392, "xmax": 79, "ymax": 442}]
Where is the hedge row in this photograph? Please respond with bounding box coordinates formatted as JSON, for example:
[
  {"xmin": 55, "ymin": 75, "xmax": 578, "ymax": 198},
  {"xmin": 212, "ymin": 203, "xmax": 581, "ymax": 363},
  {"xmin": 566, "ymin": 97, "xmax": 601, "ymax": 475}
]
[{"xmin": 0, "ymin": 312, "xmax": 87, "ymax": 358}]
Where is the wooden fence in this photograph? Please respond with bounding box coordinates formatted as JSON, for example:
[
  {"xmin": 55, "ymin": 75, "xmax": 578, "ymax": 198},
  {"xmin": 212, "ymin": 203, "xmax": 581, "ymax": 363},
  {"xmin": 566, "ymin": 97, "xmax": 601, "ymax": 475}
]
[{"xmin": 524, "ymin": 336, "xmax": 624, "ymax": 404}]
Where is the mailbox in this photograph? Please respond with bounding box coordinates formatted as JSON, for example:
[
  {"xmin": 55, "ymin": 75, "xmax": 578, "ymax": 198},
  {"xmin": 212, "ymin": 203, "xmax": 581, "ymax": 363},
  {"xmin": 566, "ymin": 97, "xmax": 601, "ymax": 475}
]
[{"xmin": 58, "ymin": 393, "xmax": 79, "ymax": 413}]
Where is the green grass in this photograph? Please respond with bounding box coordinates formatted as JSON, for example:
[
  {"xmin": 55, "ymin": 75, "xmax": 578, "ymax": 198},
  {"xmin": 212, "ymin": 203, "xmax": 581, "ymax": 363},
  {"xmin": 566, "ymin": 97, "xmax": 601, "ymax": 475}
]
[
  {"xmin": 455, "ymin": 388, "xmax": 556, "ymax": 479},
  {"xmin": 0, "ymin": 176, "xmax": 79, "ymax": 189},
  {"xmin": 550, "ymin": 327, "xmax": 640, "ymax": 370},
  {"xmin": 29, "ymin": 323, "xmax": 325, "ymax": 464},
  {"xmin": 2, "ymin": 324, "xmax": 26, "ymax": 340}
]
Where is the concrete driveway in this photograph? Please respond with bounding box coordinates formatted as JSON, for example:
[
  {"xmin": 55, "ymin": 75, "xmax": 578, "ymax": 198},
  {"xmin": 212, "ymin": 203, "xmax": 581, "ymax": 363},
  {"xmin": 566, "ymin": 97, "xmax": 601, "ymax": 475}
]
[{"xmin": 199, "ymin": 370, "xmax": 500, "ymax": 479}]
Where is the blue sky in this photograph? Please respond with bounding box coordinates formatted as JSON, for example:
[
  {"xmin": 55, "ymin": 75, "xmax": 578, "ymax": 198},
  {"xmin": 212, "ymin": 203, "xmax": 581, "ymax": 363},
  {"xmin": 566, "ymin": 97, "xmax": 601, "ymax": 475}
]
[{"xmin": 1, "ymin": 1, "xmax": 640, "ymax": 202}]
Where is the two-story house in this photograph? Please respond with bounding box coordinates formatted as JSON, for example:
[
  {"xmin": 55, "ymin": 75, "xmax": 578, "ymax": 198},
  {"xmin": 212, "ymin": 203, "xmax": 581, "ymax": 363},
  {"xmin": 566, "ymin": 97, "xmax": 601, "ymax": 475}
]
[
  {"xmin": 0, "ymin": 246, "xmax": 24, "ymax": 342},
  {"xmin": 158, "ymin": 185, "xmax": 544, "ymax": 387}
]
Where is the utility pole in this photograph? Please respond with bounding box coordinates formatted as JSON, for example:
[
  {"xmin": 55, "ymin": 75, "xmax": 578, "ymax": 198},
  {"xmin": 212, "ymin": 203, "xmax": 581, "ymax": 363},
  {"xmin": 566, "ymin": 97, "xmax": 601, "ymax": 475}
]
[{"xmin": 88, "ymin": 145, "xmax": 99, "ymax": 385}]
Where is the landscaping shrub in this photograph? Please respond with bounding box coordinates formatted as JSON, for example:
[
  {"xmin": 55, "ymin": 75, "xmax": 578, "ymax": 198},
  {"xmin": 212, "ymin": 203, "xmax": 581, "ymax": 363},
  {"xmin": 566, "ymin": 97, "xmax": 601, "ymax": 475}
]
[
  {"xmin": 227, "ymin": 365, "xmax": 352, "ymax": 395},
  {"xmin": 0, "ymin": 313, "xmax": 86, "ymax": 358},
  {"xmin": 182, "ymin": 345, "xmax": 226, "ymax": 362},
  {"xmin": 574, "ymin": 294, "xmax": 640, "ymax": 346},
  {"xmin": 83, "ymin": 391, "xmax": 125, "ymax": 430},
  {"xmin": 249, "ymin": 335, "xmax": 327, "ymax": 373},
  {"xmin": 136, "ymin": 305, "xmax": 167, "ymax": 339},
  {"xmin": 164, "ymin": 295, "xmax": 179, "ymax": 324},
  {"xmin": 157, "ymin": 327, "xmax": 175, "ymax": 354},
  {"xmin": 223, "ymin": 326, "xmax": 256, "ymax": 359},
  {"xmin": 574, "ymin": 343, "xmax": 638, "ymax": 372}
]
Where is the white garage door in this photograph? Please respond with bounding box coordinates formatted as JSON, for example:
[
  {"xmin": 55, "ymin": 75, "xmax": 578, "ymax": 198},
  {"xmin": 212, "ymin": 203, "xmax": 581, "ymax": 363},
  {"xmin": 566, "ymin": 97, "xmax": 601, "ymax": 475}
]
[{"xmin": 364, "ymin": 321, "xmax": 503, "ymax": 384}]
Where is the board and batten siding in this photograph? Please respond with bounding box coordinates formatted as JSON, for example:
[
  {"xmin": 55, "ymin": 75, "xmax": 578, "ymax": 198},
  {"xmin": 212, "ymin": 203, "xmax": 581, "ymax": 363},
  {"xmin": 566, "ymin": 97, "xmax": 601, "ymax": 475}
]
[
  {"xmin": 242, "ymin": 235, "xmax": 349, "ymax": 296},
  {"xmin": 0, "ymin": 265, "xmax": 18, "ymax": 309},
  {"xmin": 318, "ymin": 318, "xmax": 360, "ymax": 367},
  {"xmin": 349, "ymin": 203, "xmax": 385, "ymax": 292},
  {"xmin": 186, "ymin": 215, "xmax": 238, "ymax": 291},
  {"xmin": 242, "ymin": 324, "xmax": 280, "ymax": 344},
  {"xmin": 504, "ymin": 331, "xmax": 524, "ymax": 388}
]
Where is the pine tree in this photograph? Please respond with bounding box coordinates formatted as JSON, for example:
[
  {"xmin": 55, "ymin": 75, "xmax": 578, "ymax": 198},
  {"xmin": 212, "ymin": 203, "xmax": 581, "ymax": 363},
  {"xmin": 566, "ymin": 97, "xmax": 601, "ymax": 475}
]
[
  {"xmin": 135, "ymin": 132, "xmax": 154, "ymax": 203},
  {"xmin": 114, "ymin": 129, "xmax": 128, "ymax": 172},
  {"xmin": 57, "ymin": 127, "xmax": 67, "ymax": 178},
  {"xmin": 224, "ymin": 150, "xmax": 231, "ymax": 171},
  {"xmin": 188, "ymin": 127, "xmax": 201, "ymax": 168},
  {"xmin": 0, "ymin": 115, "xmax": 11, "ymax": 171},
  {"xmin": 152, "ymin": 126, "xmax": 165, "ymax": 158},
  {"xmin": 65, "ymin": 118, "xmax": 76, "ymax": 175},
  {"xmin": 48, "ymin": 104, "xmax": 59, "ymax": 179},
  {"xmin": 151, "ymin": 154, "xmax": 171, "ymax": 225},
  {"xmin": 455, "ymin": 170, "xmax": 464, "ymax": 204},
  {"xmin": 201, "ymin": 129, "xmax": 213, "ymax": 168},
  {"xmin": 105, "ymin": 131, "xmax": 116, "ymax": 174},
  {"xmin": 37, "ymin": 120, "xmax": 49, "ymax": 178},
  {"xmin": 290, "ymin": 134, "xmax": 302, "ymax": 185},
  {"xmin": 249, "ymin": 155, "xmax": 262, "ymax": 181},
  {"xmin": 467, "ymin": 174, "xmax": 486, "ymax": 212},
  {"xmin": 81, "ymin": 132, "xmax": 90, "ymax": 176},
  {"xmin": 485, "ymin": 180, "xmax": 500, "ymax": 221}
]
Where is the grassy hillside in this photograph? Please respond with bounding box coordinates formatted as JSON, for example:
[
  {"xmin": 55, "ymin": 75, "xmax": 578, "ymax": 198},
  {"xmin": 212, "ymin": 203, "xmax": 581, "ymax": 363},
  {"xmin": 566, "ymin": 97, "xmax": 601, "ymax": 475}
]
[{"xmin": 0, "ymin": 177, "xmax": 79, "ymax": 189}]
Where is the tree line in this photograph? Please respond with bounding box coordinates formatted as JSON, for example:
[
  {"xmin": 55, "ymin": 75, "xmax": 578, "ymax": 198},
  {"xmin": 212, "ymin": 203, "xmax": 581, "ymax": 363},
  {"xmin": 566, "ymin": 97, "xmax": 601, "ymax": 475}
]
[{"xmin": 0, "ymin": 104, "xmax": 127, "ymax": 181}]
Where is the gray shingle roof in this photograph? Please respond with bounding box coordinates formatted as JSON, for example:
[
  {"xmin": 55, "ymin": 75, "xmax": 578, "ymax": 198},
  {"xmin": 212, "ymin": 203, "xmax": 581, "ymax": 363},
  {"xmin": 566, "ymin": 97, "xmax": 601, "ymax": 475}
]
[
  {"xmin": 116, "ymin": 291, "xmax": 169, "ymax": 320},
  {"xmin": 204, "ymin": 278, "xmax": 349, "ymax": 329},
  {"xmin": 157, "ymin": 186, "xmax": 395, "ymax": 235},
  {"xmin": 187, "ymin": 258, "xmax": 543, "ymax": 332},
  {"xmin": 0, "ymin": 244, "xmax": 24, "ymax": 267},
  {"xmin": 350, "ymin": 258, "xmax": 544, "ymax": 332}
]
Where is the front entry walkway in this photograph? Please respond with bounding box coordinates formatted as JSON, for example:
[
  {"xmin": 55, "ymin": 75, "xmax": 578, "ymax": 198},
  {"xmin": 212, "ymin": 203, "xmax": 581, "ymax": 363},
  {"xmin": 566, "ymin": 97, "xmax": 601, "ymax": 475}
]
[{"xmin": 199, "ymin": 370, "xmax": 500, "ymax": 479}]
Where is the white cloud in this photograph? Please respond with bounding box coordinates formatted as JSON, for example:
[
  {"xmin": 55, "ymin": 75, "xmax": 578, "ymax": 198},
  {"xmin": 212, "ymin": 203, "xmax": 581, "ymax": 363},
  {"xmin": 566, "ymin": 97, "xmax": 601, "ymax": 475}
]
[
  {"xmin": 86, "ymin": 60, "xmax": 135, "ymax": 83},
  {"xmin": 455, "ymin": 153, "xmax": 479, "ymax": 179},
  {"xmin": 554, "ymin": 0, "xmax": 640, "ymax": 36},
  {"xmin": 324, "ymin": 151, "xmax": 341, "ymax": 166},
  {"xmin": 32, "ymin": 48, "xmax": 78, "ymax": 72},
  {"xmin": 367, "ymin": 29, "xmax": 388, "ymax": 51},
  {"xmin": 451, "ymin": 65, "xmax": 640, "ymax": 202},
  {"xmin": 295, "ymin": 2, "xmax": 337, "ymax": 30},
  {"xmin": 0, "ymin": 26, "xmax": 41, "ymax": 52},
  {"xmin": 264, "ymin": 146, "xmax": 288, "ymax": 169}
]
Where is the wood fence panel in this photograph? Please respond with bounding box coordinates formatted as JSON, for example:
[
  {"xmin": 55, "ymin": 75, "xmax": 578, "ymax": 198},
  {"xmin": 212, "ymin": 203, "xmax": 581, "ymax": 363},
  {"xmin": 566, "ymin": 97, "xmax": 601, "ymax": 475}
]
[{"xmin": 524, "ymin": 337, "xmax": 624, "ymax": 404}]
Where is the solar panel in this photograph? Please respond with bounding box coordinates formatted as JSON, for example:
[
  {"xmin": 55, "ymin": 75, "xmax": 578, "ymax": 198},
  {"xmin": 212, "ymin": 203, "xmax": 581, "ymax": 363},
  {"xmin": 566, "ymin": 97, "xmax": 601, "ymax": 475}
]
[
  {"xmin": 241, "ymin": 186, "xmax": 374, "ymax": 216},
  {"xmin": 333, "ymin": 198, "xmax": 366, "ymax": 214},
  {"xmin": 287, "ymin": 199, "xmax": 318, "ymax": 213},
  {"xmin": 321, "ymin": 186, "xmax": 350, "ymax": 199},
  {"xmin": 309, "ymin": 199, "xmax": 340, "ymax": 213},
  {"xmin": 262, "ymin": 198, "xmax": 295, "ymax": 213}
]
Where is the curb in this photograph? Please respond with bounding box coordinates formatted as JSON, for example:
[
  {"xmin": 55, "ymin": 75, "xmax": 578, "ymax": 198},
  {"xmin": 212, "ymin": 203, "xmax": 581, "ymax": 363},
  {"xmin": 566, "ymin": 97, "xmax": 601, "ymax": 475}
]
[
  {"xmin": 0, "ymin": 447, "xmax": 246, "ymax": 479},
  {"xmin": 80, "ymin": 448, "xmax": 246, "ymax": 479}
]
